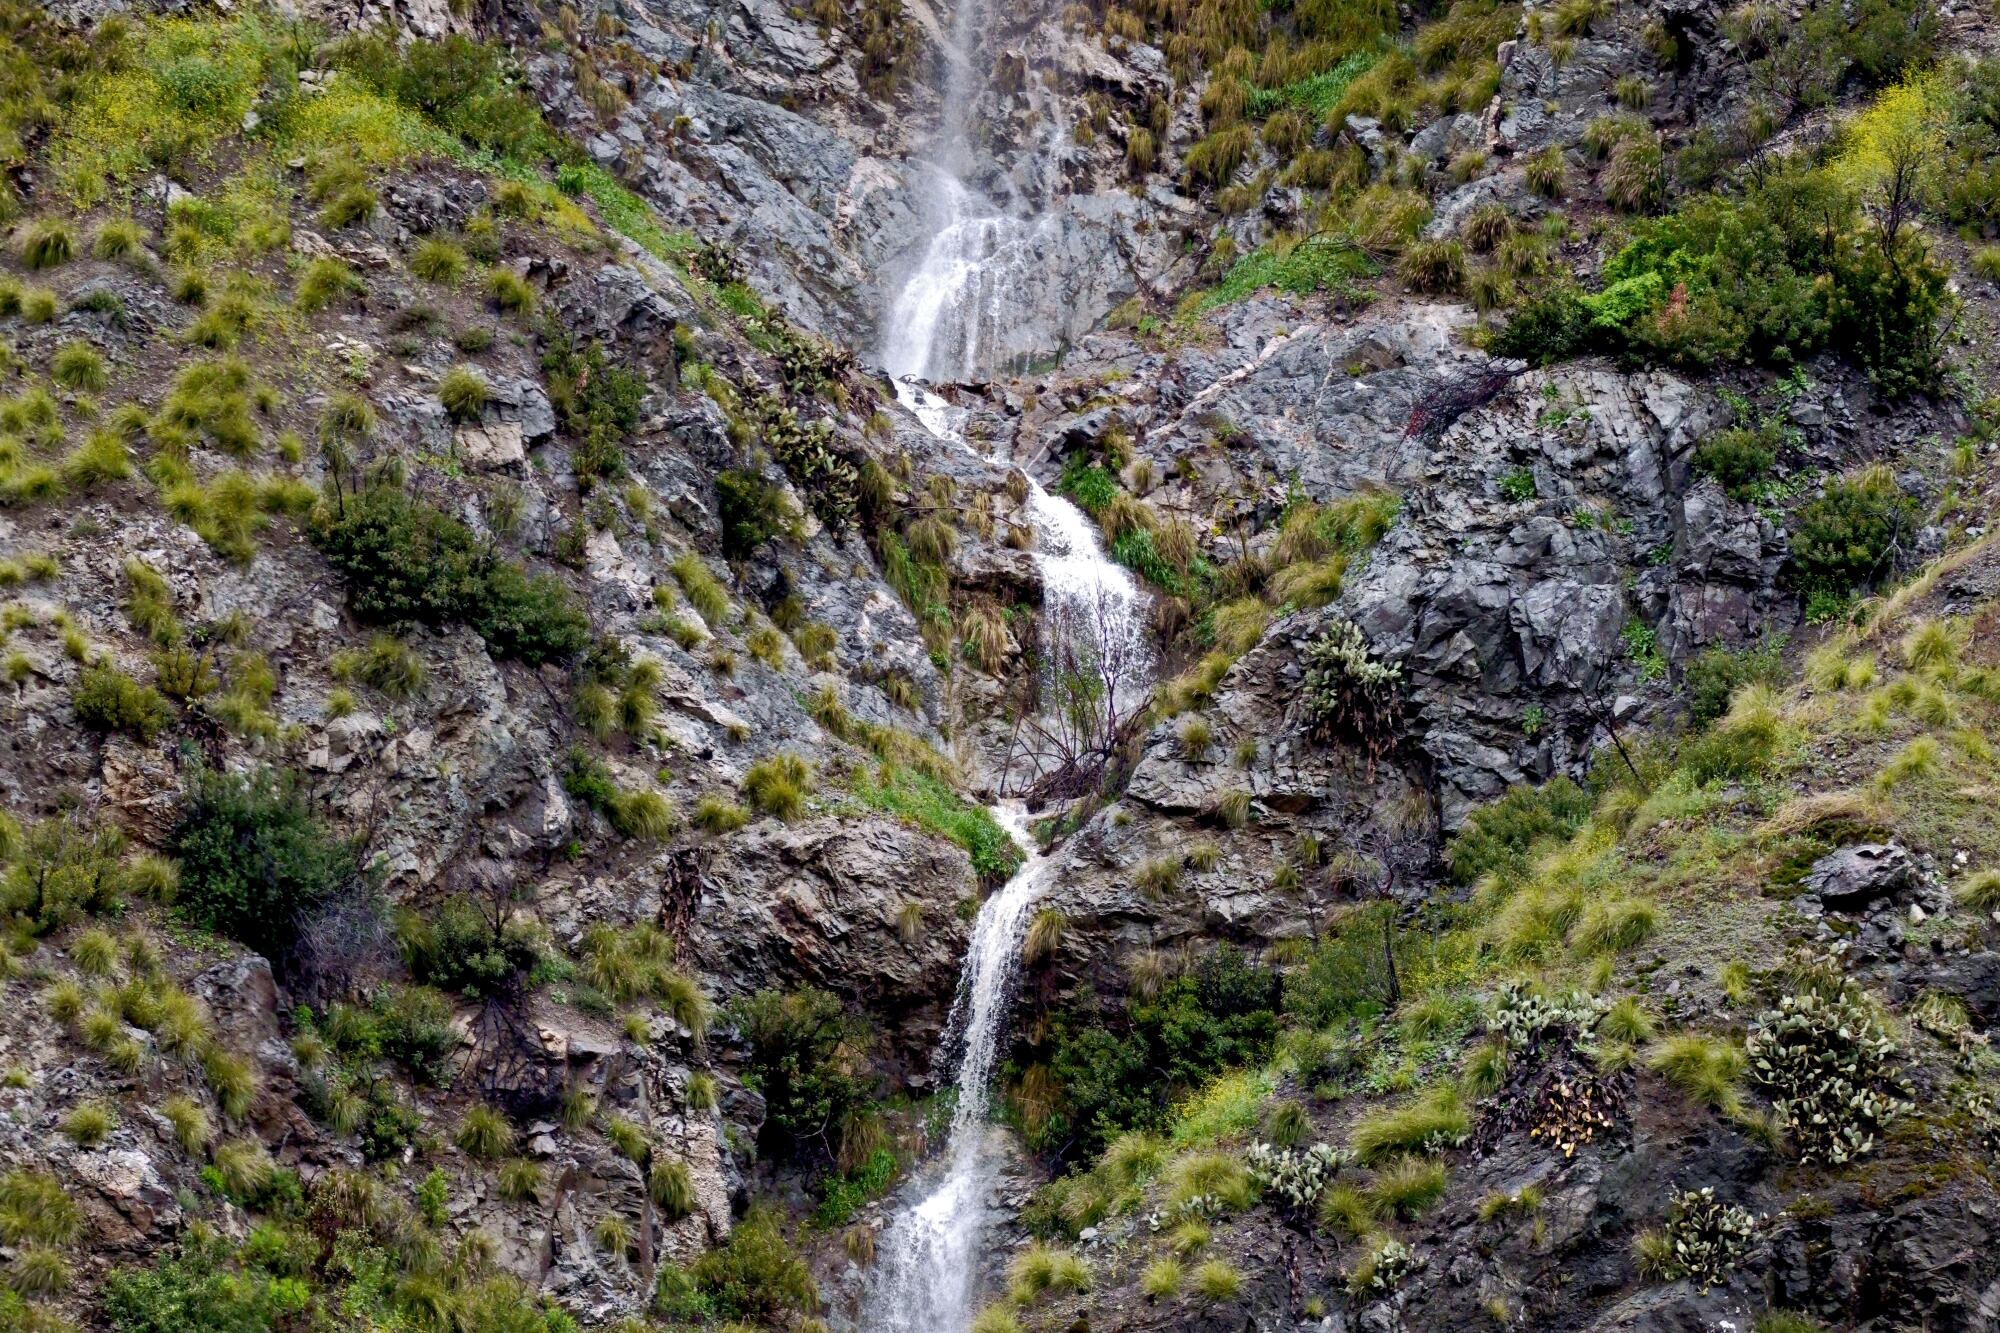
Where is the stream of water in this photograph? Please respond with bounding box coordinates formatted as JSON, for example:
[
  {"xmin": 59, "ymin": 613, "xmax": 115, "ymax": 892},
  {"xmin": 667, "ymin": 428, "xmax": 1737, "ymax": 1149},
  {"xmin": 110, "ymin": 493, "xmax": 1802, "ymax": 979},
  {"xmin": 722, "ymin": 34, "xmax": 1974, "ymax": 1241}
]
[{"xmin": 858, "ymin": 9, "xmax": 1150, "ymax": 1311}]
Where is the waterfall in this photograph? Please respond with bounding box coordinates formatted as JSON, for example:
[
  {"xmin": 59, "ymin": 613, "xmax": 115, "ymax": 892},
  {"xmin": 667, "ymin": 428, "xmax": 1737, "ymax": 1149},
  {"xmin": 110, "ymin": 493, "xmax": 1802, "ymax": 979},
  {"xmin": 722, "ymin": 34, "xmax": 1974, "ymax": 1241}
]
[
  {"xmin": 862, "ymin": 389, "xmax": 1149, "ymax": 1331},
  {"xmin": 859, "ymin": 0, "xmax": 1151, "ymax": 1319}
]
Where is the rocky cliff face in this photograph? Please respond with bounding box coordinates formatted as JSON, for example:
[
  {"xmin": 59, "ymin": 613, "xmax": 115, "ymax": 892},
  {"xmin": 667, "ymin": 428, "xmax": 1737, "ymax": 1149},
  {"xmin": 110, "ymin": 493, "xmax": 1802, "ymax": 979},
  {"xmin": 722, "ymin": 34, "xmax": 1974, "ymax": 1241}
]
[{"xmin": 0, "ymin": 0, "xmax": 1996, "ymax": 1330}]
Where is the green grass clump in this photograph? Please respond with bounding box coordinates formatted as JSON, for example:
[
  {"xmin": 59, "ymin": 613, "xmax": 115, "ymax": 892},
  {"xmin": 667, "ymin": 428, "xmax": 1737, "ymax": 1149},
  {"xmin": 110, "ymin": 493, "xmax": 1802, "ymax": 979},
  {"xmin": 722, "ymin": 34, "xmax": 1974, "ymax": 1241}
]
[
  {"xmin": 438, "ymin": 365, "xmax": 489, "ymax": 422},
  {"xmin": 63, "ymin": 429, "xmax": 132, "ymax": 489},
  {"xmin": 497, "ymin": 1158, "xmax": 542, "ymax": 1203},
  {"xmin": 671, "ymin": 553, "xmax": 729, "ymax": 625},
  {"xmin": 456, "ymin": 1103, "xmax": 514, "ymax": 1160},
  {"xmin": 1190, "ymin": 1258, "xmax": 1242, "ymax": 1302},
  {"xmin": 21, "ymin": 220, "xmax": 74, "ymax": 270},
  {"xmin": 1008, "ymin": 1243, "xmax": 1090, "ymax": 1303},
  {"xmin": 1139, "ymin": 1255, "xmax": 1183, "ymax": 1298},
  {"xmin": 51, "ymin": 342, "xmax": 108, "ymax": 392},
  {"xmin": 331, "ymin": 634, "xmax": 427, "ymax": 699},
  {"xmin": 409, "ymin": 237, "xmax": 468, "ymax": 284},
  {"xmin": 485, "ymin": 267, "xmax": 536, "ymax": 316},
  {"xmin": 649, "ymin": 1158, "xmax": 697, "ymax": 1220},
  {"xmin": 1367, "ymin": 1155, "xmax": 1448, "ymax": 1219},
  {"xmin": 1647, "ymin": 1032, "xmax": 1745, "ymax": 1112},
  {"xmin": 743, "ymin": 753, "xmax": 811, "ymax": 819},
  {"xmin": 693, "ymin": 794, "xmax": 750, "ymax": 833},
  {"xmin": 848, "ymin": 763, "xmax": 1021, "ymax": 880},
  {"xmin": 1350, "ymin": 1086, "xmax": 1468, "ymax": 1164},
  {"xmin": 92, "ymin": 218, "xmax": 145, "ymax": 260},
  {"xmin": 61, "ymin": 1101, "xmax": 114, "ymax": 1147},
  {"xmin": 296, "ymin": 256, "xmax": 363, "ymax": 312}
]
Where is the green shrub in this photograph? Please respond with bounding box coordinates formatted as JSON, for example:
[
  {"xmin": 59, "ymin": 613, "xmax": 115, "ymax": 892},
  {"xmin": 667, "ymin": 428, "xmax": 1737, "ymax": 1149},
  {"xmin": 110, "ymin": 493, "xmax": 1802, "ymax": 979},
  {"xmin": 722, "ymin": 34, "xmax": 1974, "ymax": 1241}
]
[
  {"xmin": 717, "ymin": 469, "xmax": 786, "ymax": 558},
  {"xmin": 73, "ymin": 665, "xmax": 170, "ymax": 740},
  {"xmin": 327, "ymin": 32, "xmax": 546, "ymax": 157},
  {"xmin": 1446, "ymin": 777, "xmax": 1592, "ymax": 884},
  {"xmin": 1788, "ymin": 468, "xmax": 1918, "ymax": 598},
  {"xmin": 170, "ymin": 765, "xmax": 358, "ymax": 959},
  {"xmin": 1829, "ymin": 231, "xmax": 1951, "ymax": 398},
  {"xmin": 1036, "ymin": 948, "xmax": 1277, "ymax": 1160},
  {"xmin": 104, "ymin": 1232, "xmax": 319, "ymax": 1331},
  {"xmin": 679, "ymin": 1205, "xmax": 818, "ymax": 1321},
  {"xmin": 1685, "ymin": 638, "xmax": 1786, "ymax": 727},
  {"xmin": 543, "ymin": 330, "xmax": 645, "ymax": 489},
  {"xmin": 397, "ymin": 894, "xmax": 544, "ymax": 996},
  {"xmin": 1693, "ymin": 423, "xmax": 1780, "ymax": 500},
  {"xmin": 732, "ymin": 988, "xmax": 874, "ymax": 1168},
  {"xmin": 310, "ymin": 485, "xmax": 587, "ymax": 665}
]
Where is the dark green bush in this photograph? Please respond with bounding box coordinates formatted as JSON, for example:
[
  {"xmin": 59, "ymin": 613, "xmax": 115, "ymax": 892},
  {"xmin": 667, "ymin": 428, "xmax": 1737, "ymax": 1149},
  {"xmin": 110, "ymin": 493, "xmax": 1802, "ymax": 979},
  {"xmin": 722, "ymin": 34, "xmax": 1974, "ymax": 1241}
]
[
  {"xmin": 398, "ymin": 895, "xmax": 544, "ymax": 996},
  {"xmin": 732, "ymin": 988, "xmax": 875, "ymax": 1169},
  {"xmin": 1828, "ymin": 231, "xmax": 1952, "ymax": 399},
  {"xmin": 1037, "ymin": 947, "xmax": 1278, "ymax": 1159},
  {"xmin": 717, "ymin": 468, "xmax": 786, "ymax": 558},
  {"xmin": 1692, "ymin": 423, "xmax": 1781, "ymax": 500},
  {"xmin": 310, "ymin": 486, "xmax": 587, "ymax": 665},
  {"xmin": 1489, "ymin": 286, "xmax": 1592, "ymax": 364},
  {"xmin": 170, "ymin": 766, "xmax": 358, "ymax": 959},
  {"xmin": 1685, "ymin": 637, "xmax": 1786, "ymax": 727},
  {"xmin": 73, "ymin": 665, "xmax": 170, "ymax": 740},
  {"xmin": 1446, "ymin": 776, "xmax": 1593, "ymax": 885},
  {"xmin": 1787, "ymin": 469, "xmax": 1919, "ymax": 598},
  {"xmin": 542, "ymin": 328, "xmax": 645, "ymax": 489},
  {"xmin": 660, "ymin": 1206, "xmax": 817, "ymax": 1323},
  {"xmin": 103, "ymin": 1232, "xmax": 308, "ymax": 1333}
]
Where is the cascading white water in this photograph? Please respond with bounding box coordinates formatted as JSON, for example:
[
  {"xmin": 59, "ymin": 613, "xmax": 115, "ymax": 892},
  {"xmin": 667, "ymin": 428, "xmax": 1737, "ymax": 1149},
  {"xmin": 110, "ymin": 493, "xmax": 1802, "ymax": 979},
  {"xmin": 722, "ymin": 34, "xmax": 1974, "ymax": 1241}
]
[
  {"xmin": 860, "ymin": 0, "xmax": 1148, "ymax": 1320},
  {"xmin": 861, "ymin": 362, "xmax": 1148, "ymax": 1333},
  {"xmin": 861, "ymin": 803, "xmax": 1058, "ymax": 1331}
]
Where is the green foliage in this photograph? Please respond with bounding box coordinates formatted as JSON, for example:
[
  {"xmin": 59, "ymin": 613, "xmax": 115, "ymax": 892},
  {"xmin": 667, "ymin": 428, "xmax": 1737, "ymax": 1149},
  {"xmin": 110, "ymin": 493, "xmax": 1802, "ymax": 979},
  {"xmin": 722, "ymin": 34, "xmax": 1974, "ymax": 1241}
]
[
  {"xmin": 310, "ymin": 485, "xmax": 587, "ymax": 665},
  {"xmin": 326, "ymin": 31, "xmax": 547, "ymax": 158},
  {"xmin": 1686, "ymin": 638, "xmax": 1786, "ymax": 727},
  {"xmin": 1, "ymin": 813, "xmax": 131, "ymax": 933},
  {"xmin": 170, "ymin": 765, "xmax": 359, "ymax": 959},
  {"xmin": 51, "ymin": 340, "xmax": 107, "ymax": 391},
  {"xmin": 1183, "ymin": 234, "xmax": 1375, "ymax": 315},
  {"xmin": 743, "ymin": 753, "xmax": 811, "ymax": 819},
  {"xmin": 1056, "ymin": 454, "xmax": 1119, "ymax": 518},
  {"xmin": 409, "ymin": 238, "xmax": 467, "ymax": 284},
  {"xmin": 456, "ymin": 1103, "xmax": 514, "ymax": 1160},
  {"xmin": 1788, "ymin": 468, "xmax": 1918, "ymax": 598},
  {"xmin": 1349, "ymin": 1086, "xmax": 1469, "ymax": 1163},
  {"xmin": 21, "ymin": 219, "xmax": 73, "ymax": 269},
  {"xmin": 542, "ymin": 329, "xmax": 644, "ymax": 489},
  {"xmin": 1036, "ymin": 948, "xmax": 1278, "ymax": 1160},
  {"xmin": 1745, "ymin": 985, "xmax": 1908, "ymax": 1163},
  {"xmin": 732, "ymin": 988, "xmax": 874, "ymax": 1168},
  {"xmin": 847, "ymin": 763, "xmax": 1021, "ymax": 881},
  {"xmin": 398, "ymin": 894, "xmax": 543, "ymax": 996},
  {"xmin": 437, "ymin": 365, "xmax": 489, "ymax": 422},
  {"xmin": 716, "ymin": 469, "xmax": 786, "ymax": 558},
  {"xmin": 295, "ymin": 257, "xmax": 362, "ymax": 313},
  {"xmin": 103, "ymin": 1232, "xmax": 313, "ymax": 1333},
  {"xmin": 1446, "ymin": 777, "xmax": 1592, "ymax": 885},
  {"xmin": 1693, "ymin": 422, "xmax": 1782, "ymax": 500},
  {"xmin": 73, "ymin": 664, "xmax": 170, "ymax": 740},
  {"xmin": 1246, "ymin": 50, "xmax": 1381, "ymax": 119},
  {"xmin": 811, "ymin": 1147, "xmax": 898, "ymax": 1228},
  {"xmin": 672, "ymin": 1206, "xmax": 818, "ymax": 1323}
]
